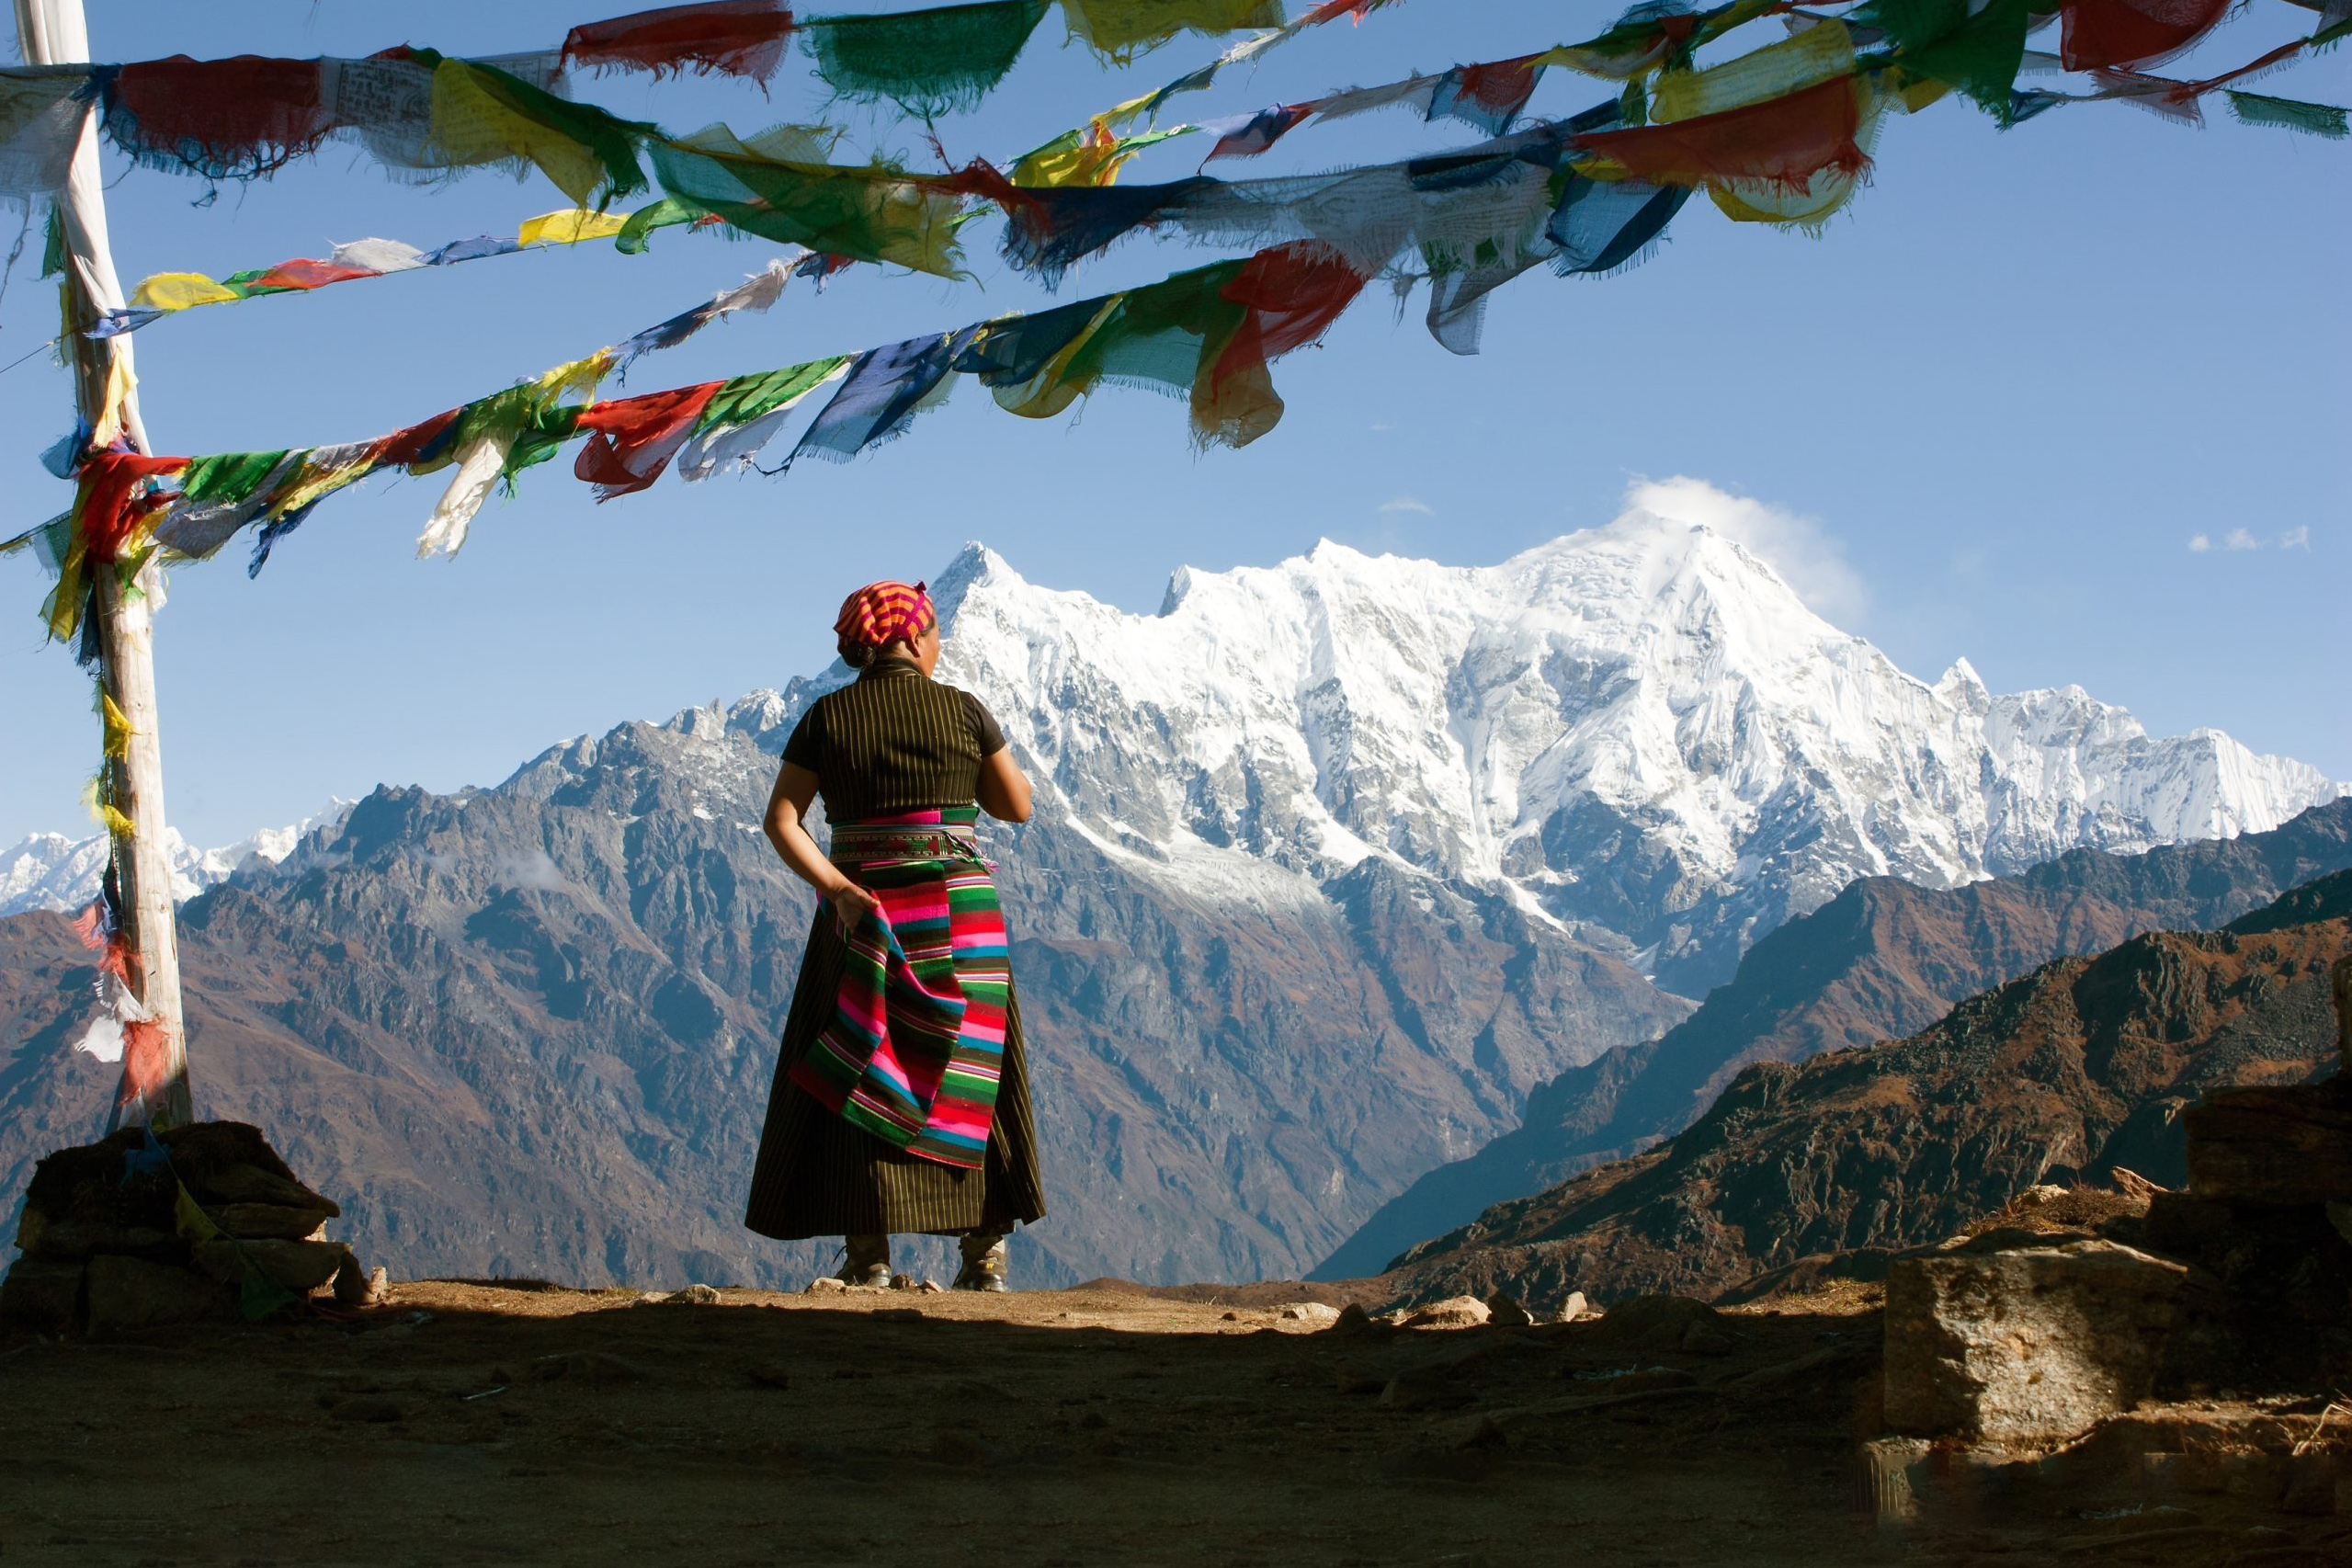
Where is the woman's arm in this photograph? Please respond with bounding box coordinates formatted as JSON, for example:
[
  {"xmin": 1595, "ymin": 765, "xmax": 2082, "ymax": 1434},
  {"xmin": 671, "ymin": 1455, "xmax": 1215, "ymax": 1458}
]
[
  {"xmin": 763, "ymin": 761, "xmax": 881, "ymax": 930},
  {"xmin": 976, "ymin": 747, "xmax": 1033, "ymax": 824}
]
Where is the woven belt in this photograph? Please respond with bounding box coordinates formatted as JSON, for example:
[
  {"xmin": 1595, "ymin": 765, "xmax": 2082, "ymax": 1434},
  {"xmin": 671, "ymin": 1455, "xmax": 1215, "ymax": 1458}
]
[{"xmin": 828, "ymin": 822, "xmax": 981, "ymax": 862}]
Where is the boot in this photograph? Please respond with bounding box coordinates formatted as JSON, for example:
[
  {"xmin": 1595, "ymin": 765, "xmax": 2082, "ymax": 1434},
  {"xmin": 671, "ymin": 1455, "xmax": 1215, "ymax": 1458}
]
[
  {"xmin": 832, "ymin": 1233, "xmax": 890, "ymax": 1289},
  {"xmin": 952, "ymin": 1228, "xmax": 1009, "ymax": 1292}
]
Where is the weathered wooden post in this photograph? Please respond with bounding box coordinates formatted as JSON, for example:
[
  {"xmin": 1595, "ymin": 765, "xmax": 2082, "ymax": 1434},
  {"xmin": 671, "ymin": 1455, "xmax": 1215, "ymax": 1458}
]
[{"xmin": 17, "ymin": 0, "xmax": 191, "ymax": 1127}]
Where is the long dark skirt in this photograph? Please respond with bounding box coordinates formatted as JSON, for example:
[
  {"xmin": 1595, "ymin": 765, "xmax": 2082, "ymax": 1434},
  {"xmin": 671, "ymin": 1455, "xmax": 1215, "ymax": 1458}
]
[{"xmin": 744, "ymin": 904, "xmax": 1047, "ymax": 1240}]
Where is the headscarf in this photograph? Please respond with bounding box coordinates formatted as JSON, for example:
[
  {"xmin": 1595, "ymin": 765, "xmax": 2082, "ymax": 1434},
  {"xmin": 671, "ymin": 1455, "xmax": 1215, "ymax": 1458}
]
[{"xmin": 834, "ymin": 579, "xmax": 935, "ymax": 658}]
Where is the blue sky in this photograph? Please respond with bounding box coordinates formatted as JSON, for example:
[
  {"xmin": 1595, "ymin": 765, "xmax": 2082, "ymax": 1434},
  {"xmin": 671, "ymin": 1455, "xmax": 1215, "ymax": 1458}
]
[{"xmin": 1, "ymin": 0, "xmax": 2345, "ymax": 846}]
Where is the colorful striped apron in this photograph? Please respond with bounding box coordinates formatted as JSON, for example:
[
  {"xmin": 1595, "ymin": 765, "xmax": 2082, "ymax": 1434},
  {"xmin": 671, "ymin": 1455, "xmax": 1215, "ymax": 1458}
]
[{"xmin": 787, "ymin": 807, "xmax": 1009, "ymax": 1170}]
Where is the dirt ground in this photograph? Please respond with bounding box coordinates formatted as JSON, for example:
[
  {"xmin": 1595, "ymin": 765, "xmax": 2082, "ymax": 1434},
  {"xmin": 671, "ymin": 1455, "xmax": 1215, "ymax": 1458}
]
[{"xmin": 2, "ymin": 1278, "xmax": 2344, "ymax": 1568}]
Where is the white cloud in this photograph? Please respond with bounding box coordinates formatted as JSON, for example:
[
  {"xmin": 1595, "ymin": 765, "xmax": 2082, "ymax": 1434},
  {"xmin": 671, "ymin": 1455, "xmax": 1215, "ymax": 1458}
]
[
  {"xmin": 2223, "ymin": 528, "xmax": 2261, "ymax": 551},
  {"xmin": 2279, "ymin": 526, "xmax": 2311, "ymax": 550},
  {"xmin": 1621, "ymin": 476, "xmax": 1869, "ymax": 623},
  {"xmin": 1369, "ymin": 422, "xmax": 1393, "ymax": 432},
  {"xmin": 493, "ymin": 848, "xmax": 567, "ymax": 891},
  {"xmin": 1377, "ymin": 496, "xmax": 1433, "ymax": 516},
  {"xmin": 2187, "ymin": 533, "xmax": 2212, "ymax": 552}
]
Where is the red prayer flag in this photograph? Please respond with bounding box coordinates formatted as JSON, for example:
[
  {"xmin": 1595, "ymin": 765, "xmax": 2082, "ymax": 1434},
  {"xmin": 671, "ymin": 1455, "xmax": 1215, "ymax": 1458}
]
[
  {"xmin": 251, "ymin": 259, "xmax": 381, "ymax": 292},
  {"xmin": 109, "ymin": 56, "xmax": 332, "ymax": 175},
  {"xmin": 1571, "ymin": 74, "xmax": 1869, "ymax": 192},
  {"xmin": 117, "ymin": 1019, "xmax": 172, "ymax": 1107},
  {"xmin": 74, "ymin": 453, "xmax": 187, "ymax": 563},
  {"xmin": 562, "ymin": 0, "xmax": 797, "ymax": 84},
  {"xmin": 2061, "ymin": 0, "xmax": 2230, "ymax": 73},
  {"xmin": 1210, "ymin": 243, "xmax": 1369, "ymax": 394},
  {"xmin": 574, "ymin": 382, "xmax": 723, "ymax": 498}
]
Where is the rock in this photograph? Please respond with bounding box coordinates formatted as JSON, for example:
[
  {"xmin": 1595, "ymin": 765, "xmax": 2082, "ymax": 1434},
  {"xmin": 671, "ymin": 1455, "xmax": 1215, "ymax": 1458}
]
[
  {"xmin": 1278, "ymin": 1301, "xmax": 1340, "ymax": 1323},
  {"xmin": 1381, "ymin": 1365, "xmax": 1475, "ymax": 1412},
  {"xmin": 1883, "ymin": 1239, "xmax": 2190, "ymax": 1443},
  {"xmin": 1585, "ymin": 1295, "xmax": 1731, "ymax": 1355},
  {"xmin": 12, "ymin": 1208, "xmax": 176, "ymax": 1260},
  {"xmin": 2109, "ymin": 1166, "xmax": 2169, "ymax": 1201},
  {"xmin": 1324, "ymin": 1302, "xmax": 1379, "ymax": 1336},
  {"xmin": 653, "ymin": 1283, "xmax": 722, "ymax": 1306},
  {"xmin": 1483, "ymin": 1293, "xmax": 1533, "ymax": 1328},
  {"xmin": 1334, "ymin": 1362, "xmax": 1382, "ymax": 1396},
  {"xmin": 804, "ymin": 1276, "xmax": 846, "ymax": 1294},
  {"xmin": 83, "ymin": 1254, "xmax": 233, "ymax": 1332},
  {"xmin": 0, "ymin": 1256, "xmax": 85, "ymax": 1331},
  {"xmin": 1401, "ymin": 1296, "xmax": 1490, "ymax": 1329},
  {"xmin": 235, "ymin": 1239, "xmax": 347, "ymax": 1291},
  {"xmin": 2183, "ymin": 1078, "xmax": 2352, "ymax": 1207},
  {"xmin": 917, "ymin": 1278, "xmax": 943, "ymax": 1294},
  {"xmin": 211, "ymin": 1202, "xmax": 335, "ymax": 1241},
  {"xmin": 1556, "ymin": 1290, "xmax": 1588, "ymax": 1324}
]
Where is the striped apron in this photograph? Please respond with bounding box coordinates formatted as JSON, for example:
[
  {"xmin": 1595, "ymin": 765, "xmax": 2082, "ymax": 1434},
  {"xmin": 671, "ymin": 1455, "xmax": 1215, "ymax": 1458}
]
[{"xmin": 786, "ymin": 807, "xmax": 1010, "ymax": 1170}]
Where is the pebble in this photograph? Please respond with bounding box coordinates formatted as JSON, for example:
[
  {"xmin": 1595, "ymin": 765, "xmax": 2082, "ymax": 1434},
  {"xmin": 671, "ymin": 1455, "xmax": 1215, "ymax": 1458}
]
[
  {"xmin": 804, "ymin": 1277, "xmax": 847, "ymax": 1294},
  {"xmin": 1278, "ymin": 1301, "xmax": 1341, "ymax": 1323},
  {"xmin": 1557, "ymin": 1290, "xmax": 1589, "ymax": 1324}
]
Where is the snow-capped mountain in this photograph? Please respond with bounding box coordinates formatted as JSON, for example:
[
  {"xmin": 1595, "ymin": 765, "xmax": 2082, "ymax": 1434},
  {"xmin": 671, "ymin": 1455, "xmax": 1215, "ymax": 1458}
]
[
  {"xmin": 0, "ymin": 802, "xmax": 352, "ymax": 918},
  {"xmin": 733, "ymin": 509, "xmax": 2341, "ymax": 994}
]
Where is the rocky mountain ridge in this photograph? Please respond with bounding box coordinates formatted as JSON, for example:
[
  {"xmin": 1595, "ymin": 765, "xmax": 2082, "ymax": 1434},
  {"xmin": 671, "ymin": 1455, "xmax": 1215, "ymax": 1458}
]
[
  {"xmin": 1380, "ymin": 869, "xmax": 2352, "ymax": 1309},
  {"xmin": 1315, "ymin": 796, "xmax": 2352, "ymax": 1278},
  {"xmin": 0, "ymin": 802, "xmax": 350, "ymax": 917},
  {"xmin": 0, "ymin": 520, "xmax": 2339, "ymax": 1286}
]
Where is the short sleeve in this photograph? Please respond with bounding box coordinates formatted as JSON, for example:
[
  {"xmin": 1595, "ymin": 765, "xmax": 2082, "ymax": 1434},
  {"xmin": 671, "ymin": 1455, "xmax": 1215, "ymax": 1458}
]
[
  {"xmin": 780, "ymin": 702, "xmax": 825, "ymax": 771},
  {"xmin": 961, "ymin": 690, "xmax": 1006, "ymax": 757}
]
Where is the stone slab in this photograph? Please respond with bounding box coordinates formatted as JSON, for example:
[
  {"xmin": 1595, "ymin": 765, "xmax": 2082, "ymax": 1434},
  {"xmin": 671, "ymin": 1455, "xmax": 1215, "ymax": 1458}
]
[{"xmin": 1884, "ymin": 1240, "xmax": 2189, "ymax": 1444}]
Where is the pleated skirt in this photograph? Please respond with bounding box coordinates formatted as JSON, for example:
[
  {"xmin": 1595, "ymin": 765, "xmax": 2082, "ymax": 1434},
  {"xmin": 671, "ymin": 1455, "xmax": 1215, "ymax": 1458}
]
[{"xmin": 744, "ymin": 900, "xmax": 1048, "ymax": 1240}]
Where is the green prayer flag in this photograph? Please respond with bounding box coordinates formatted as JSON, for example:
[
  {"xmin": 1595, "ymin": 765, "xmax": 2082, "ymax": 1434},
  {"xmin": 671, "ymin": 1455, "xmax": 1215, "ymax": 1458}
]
[
  {"xmin": 695, "ymin": 358, "xmax": 856, "ymax": 432},
  {"xmin": 179, "ymin": 450, "xmax": 291, "ymax": 506},
  {"xmin": 1857, "ymin": 0, "xmax": 2031, "ymax": 119},
  {"xmin": 802, "ymin": 0, "xmax": 1051, "ymax": 116},
  {"xmin": 2227, "ymin": 91, "xmax": 2348, "ymax": 139}
]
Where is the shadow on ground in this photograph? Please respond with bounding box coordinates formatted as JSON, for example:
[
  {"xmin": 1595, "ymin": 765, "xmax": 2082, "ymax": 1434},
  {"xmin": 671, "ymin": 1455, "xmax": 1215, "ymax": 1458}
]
[{"xmin": 2, "ymin": 1279, "xmax": 2341, "ymax": 1567}]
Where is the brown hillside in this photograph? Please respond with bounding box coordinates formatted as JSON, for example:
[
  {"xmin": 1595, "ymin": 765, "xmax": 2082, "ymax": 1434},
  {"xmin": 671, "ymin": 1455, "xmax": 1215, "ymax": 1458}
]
[{"xmin": 1383, "ymin": 872, "xmax": 2352, "ymax": 1309}]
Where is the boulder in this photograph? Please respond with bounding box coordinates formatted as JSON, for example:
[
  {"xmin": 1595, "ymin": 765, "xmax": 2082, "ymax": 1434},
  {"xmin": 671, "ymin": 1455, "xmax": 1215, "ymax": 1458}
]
[
  {"xmin": 236, "ymin": 1239, "xmax": 348, "ymax": 1291},
  {"xmin": 1401, "ymin": 1295, "xmax": 1490, "ymax": 1329},
  {"xmin": 84, "ymin": 1254, "xmax": 233, "ymax": 1332},
  {"xmin": 1883, "ymin": 1239, "xmax": 2189, "ymax": 1443},
  {"xmin": 1585, "ymin": 1295, "xmax": 1733, "ymax": 1356},
  {"xmin": 212, "ymin": 1202, "xmax": 334, "ymax": 1241},
  {"xmin": 2182, "ymin": 1078, "xmax": 2352, "ymax": 1207},
  {"xmin": 0, "ymin": 1256, "xmax": 85, "ymax": 1332},
  {"xmin": 1483, "ymin": 1292, "xmax": 1534, "ymax": 1328},
  {"xmin": 12, "ymin": 1207, "xmax": 177, "ymax": 1260}
]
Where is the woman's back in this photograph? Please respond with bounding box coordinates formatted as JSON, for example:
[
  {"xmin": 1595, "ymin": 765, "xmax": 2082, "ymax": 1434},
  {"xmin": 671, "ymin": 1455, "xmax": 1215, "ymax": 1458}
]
[{"xmin": 782, "ymin": 661, "xmax": 1004, "ymax": 823}]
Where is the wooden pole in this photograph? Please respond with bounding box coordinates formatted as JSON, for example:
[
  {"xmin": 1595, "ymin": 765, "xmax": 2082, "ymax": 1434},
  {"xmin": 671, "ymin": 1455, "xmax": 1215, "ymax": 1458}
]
[{"xmin": 16, "ymin": 0, "xmax": 191, "ymax": 1127}]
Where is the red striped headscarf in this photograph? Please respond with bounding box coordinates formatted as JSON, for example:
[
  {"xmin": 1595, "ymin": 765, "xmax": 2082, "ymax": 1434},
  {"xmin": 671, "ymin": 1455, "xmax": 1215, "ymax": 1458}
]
[{"xmin": 834, "ymin": 579, "xmax": 936, "ymax": 658}]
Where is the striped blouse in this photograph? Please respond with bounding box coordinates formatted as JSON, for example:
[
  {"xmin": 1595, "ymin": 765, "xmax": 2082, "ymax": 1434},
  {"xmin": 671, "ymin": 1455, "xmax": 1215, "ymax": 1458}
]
[{"xmin": 780, "ymin": 658, "xmax": 1007, "ymax": 824}]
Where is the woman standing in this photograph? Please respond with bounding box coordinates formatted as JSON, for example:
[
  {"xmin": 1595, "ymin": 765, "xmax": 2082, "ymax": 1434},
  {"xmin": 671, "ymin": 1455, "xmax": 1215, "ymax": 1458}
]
[{"xmin": 745, "ymin": 580, "xmax": 1047, "ymax": 1290}]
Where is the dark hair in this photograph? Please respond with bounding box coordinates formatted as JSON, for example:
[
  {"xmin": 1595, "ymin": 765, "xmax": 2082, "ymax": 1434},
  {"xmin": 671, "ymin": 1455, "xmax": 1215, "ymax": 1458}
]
[{"xmin": 840, "ymin": 640, "xmax": 876, "ymax": 669}]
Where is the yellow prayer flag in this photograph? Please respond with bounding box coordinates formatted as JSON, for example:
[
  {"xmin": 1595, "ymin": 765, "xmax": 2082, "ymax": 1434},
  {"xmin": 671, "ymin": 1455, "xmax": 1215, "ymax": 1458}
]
[
  {"xmin": 130, "ymin": 272, "xmax": 243, "ymax": 312},
  {"xmin": 518, "ymin": 209, "xmax": 631, "ymax": 247},
  {"xmin": 427, "ymin": 59, "xmax": 607, "ymax": 207},
  {"xmin": 1652, "ymin": 19, "xmax": 1854, "ymax": 123}
]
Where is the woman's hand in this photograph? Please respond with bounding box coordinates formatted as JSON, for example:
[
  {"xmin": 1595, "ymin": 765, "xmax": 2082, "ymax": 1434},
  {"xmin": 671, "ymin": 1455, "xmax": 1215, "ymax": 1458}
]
[{"xmin": 826, "ymin": 881, "xmax": 883, "ymax": 934}]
